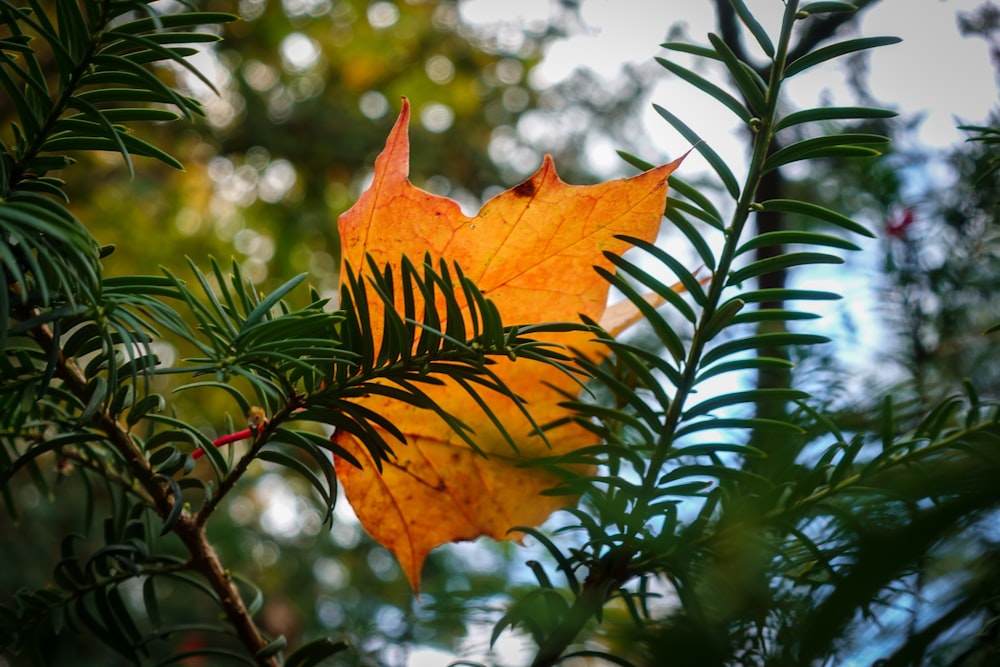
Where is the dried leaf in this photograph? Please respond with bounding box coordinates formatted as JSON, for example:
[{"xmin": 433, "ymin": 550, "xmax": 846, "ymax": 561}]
[{"xmin": 334, "ymin": 98, "xmax": 681, "ymax": 590}]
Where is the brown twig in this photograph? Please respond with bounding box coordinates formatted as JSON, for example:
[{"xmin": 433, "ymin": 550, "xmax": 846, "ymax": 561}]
[{"xmin": 30, "ymin": 321, "xmax": 279, "ymax": 666}]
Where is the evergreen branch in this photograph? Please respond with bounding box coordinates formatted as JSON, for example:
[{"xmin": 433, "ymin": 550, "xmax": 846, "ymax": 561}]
[
  {"xmin": 2, "ymin": 558, "xmax": 192, "ymax": 654},
  {"xmin": 634, "ymin": 0, "xmax": 802, "ymax": 514},
  {"xmin": 523, "ymin": 2, "xmax": 903, "ymax": 662},
  {"xmin": 26, "ymin": 317, "xmax": 279, "ymax": 665},
  {"xmin": 777, "ymin": 415, "xmax": 1000, "ymax": 520}
]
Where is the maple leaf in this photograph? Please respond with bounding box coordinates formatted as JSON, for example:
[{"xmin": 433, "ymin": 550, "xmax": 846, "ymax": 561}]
[{"xmin": 334, "ymin": 98, "xmax": 682, "ymax": 591}]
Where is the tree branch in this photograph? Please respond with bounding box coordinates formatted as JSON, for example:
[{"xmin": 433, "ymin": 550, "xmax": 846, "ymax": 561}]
[
  {"xmin": 529, "ymin": 550, "xmax": 635, "ymax": 667},
  {"xmin": 31, "ymin": 321, "xmax": 279, "ymax": 666}
]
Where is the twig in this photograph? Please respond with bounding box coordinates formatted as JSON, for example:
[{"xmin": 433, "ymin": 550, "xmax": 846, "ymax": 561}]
[{"xmin": 31, "ymin": 321, "xmax": 280, "ymax": 666}]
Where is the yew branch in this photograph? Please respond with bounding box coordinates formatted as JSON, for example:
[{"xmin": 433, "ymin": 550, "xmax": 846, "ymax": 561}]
[{"xmin": 30, "ymin": 321, "xmax": 279, "ymax": 666}]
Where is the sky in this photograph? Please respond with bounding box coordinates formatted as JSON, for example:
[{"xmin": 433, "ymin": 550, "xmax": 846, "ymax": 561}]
[{"xmin": 463, "ymin": 0, "xmax": 998, "ymax": 172}]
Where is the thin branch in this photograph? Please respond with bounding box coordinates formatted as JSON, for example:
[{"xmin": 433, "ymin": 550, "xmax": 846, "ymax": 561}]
[
  {"xmin": 196, "ymin": 397, "xmax": 304, "ymax": 526},
  {"xmin": 30, "ymin": 320, "xmax": 279, "ymax": 666}
]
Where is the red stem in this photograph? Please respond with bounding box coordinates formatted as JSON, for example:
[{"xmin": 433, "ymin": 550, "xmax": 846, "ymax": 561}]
[{"xmin": 192, "ymin": 428, "xmax": 254, "ymax": 460}]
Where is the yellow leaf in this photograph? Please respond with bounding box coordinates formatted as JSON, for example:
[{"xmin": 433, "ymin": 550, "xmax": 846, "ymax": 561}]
[{"xmin": 334, "ymin": 98, "xmax": 682, "ymax": 591}]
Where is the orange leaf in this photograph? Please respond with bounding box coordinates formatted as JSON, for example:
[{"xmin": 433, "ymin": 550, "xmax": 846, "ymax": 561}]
[{"xmin": 334, "ymin": 98, "xmax": 683, "ymax": 591}]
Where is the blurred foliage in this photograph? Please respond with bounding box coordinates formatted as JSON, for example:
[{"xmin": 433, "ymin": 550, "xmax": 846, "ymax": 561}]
[{"xmin": 48, "ymin": 0, "xmax": 617, "ymax": 295}]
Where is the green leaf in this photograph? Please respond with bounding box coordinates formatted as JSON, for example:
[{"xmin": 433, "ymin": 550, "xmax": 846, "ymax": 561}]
[
  {"xmin": 694, "ymin": 356, "xmax": 796, "ymax": 384},
  {"xmin": 0, "ymin": 60, "xmax": 43, "ymax": 138},
  {"xmin": 763, "ymin": 133, "xmax": 889, "ymax": 172},
  {"xmin": 148, "ymin": 444, "xmax": 189, "ymax": 476},
  {"xmin": 606, "ymin": 252, "xmax": 697, "ymax": 323},
  {"xmin": 758, "ymin": 199, "xmax": 874, "ymax": 238},
  {"xmin": 22, "ymin": 154, "xmax": 76, "ymax": 172},
  {"xmin": 62, "ymin": 97, "xmax": 135, "ymax": 175},
  {"xmin": 616, "ymin": 150, "xmax": 655, "ymax": 172},
  {"xmin": 774, "ymin": 106, "xmax": 896, "ymax": 132},
  {"xmin": 104, "ymin": 30, "xmax": 223, "ymax": 48},
  {"xmin": 10, "ymin": 0, "xmax": 76, "ymax": 80},
  {"xmin": 232, "ymin": 573, "xmax": 264, "ymax": 616},
  {"xmin": 596, "ymin": 267, "xmax": 685, "ymax": 362},
  {"xmin": 654, "ymin": 104, "xmax": 740, "ymax": 199},
  {"xmin": 705, "ymin": 32, "xmax": 768, "ymax": 117},
  {"xmin": 668, "ymin": 174, "xmax": 724, "ymax": 225},
  {"xmin": 798, "ymin": 1, "xmax": 859, "ymax": 14},
  {"xmin": 142, "ymin": 577, "xmax": 161, "ymax": 630},
  {"xmin": 255, "ymin": 636, "xmax": 288, "ymax": 659},
  {"xmin": 118, "ymin": 11, "xmax": 238, "ymax": 33},
  {"xmin": 666, "ymin": 198, "xmax": 725, "ymax": 240},
  {"xmin": 7, "ymin": 303, "xmax": 89, "ymax": 336},
  {"xmin": 655, "ymin": 57, "xmax": 752, "ymax": 123},
  {"xmin": 730, "ymin": 309, "xmax": 821, "ymax": 325},
  {"xmin": 241, "ymin": 273, "xmax": 307, "ymax": 329},
  {"xmin": 156, "ymin": 474, "xmax": 184, "ymax": 535},
  {"xmin": 729, "ymin": 0, "xmax": 775, "ymax": 56},
  {"xmin": 701, "ymin": 332, "xmax": 829, "ymax": 366},
  {"xmin": 736, "ymin": 230, "xmax": 861, "ymax": 255},
  {"xmin": 700, "ymin": 297, "xmax": 744, "ymax": 339},
  {"xmin": 572, "ymin": 348, "xmax": 667, "ymax": 428},
  {"xmin": 665, "ymin": 206, "xmax": 719, "ymax": 268},
  {"xmin": 55, "ymin": 0, "xmax": 90, "ymax": 60},
  {"xmin": 258, "ymin": 449, "xmax": 333, "ymax": 508},
  {"xmin": 11, "ymin": 175, "xmax": 70, "ymax": 200},
  {"xmin": 68, "ymin": 107, "xmax": 182, "ymax": 123},
  {"xmin": 0, "ymin": 35, "xmax": 34, "ymax": 53},
  {"xmin": 658, "ymin": 463, "xmax": 772, "ymax": 489},
  {"xmin": 728, "ymin": 252, "xmax": 844, "ymax": 285},
  {"xmin": 601, "ymin": 338, "xmax": 684, "ymax": 392},
  {"xmin": 880, "ymin": 395, "xmax": 895, "ymax": 452},
  {"xmin": 126, "ymin": 393, "xmax": 165, "ymax": 426},
  {"xmin": 284, "ymin": 638, "xmax": 350, "ymax": 667},
  {"xmin": 683, "ymin": 388, "xmax": 810, "ymax": 420},
  {"xmin": 914, "ymin": 396, "xmax": 965, "ymax": 440},
  {"xmin": 102, "ymin": 31, "xmax": 219, "ymax": 93},
  {"xmin": 661, "ymin": 42, "xmax": 721, "ymax": 62},
  {"xmin": 84, "ymin": 53, "xmax": 196, "ymax": 118},
  {"xmin": 617, "ymin": 235, "xmax": 707, "ymax": 306},
  {"xmin": 675, "ymin": 417, "xmax": 802, "ymax": 439},
  {"xmin": 74, "ymin": 88, "xmax": 202, "ymax": 114},
  {"xmin": 785, "ymin": 36, "xmax": 902, "ymax": 78},
  {"xmin": 75, "ymin": 376, "xmax": 108, "ymax": 427},
  {"xmin": 40, "ymin": 133, "xmax": 183, "ymax": 169}
]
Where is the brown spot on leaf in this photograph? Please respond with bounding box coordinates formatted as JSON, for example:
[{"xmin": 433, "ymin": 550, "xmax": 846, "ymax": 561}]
[{"xmin": 512, "ymin": 179, "xmax": 536, "ymax": 198}]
